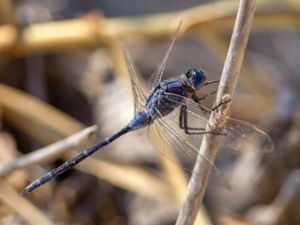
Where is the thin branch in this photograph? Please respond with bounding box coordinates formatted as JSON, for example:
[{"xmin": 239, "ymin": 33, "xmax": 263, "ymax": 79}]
[
  {"xmin": 175, "ymin": 0, "xmax": 256, "ymax": 225},
  {"xmin": 0, "ymin": 125, "xmax": 98, "ymax": 176}
]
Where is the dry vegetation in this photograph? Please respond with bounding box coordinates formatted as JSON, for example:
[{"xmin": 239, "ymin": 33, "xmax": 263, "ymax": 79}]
[{"xmin": 0, "ymin": 0, "xmax": 299, "ymax": 225}]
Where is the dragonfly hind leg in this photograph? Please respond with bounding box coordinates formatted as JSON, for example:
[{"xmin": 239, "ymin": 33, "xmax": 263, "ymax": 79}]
[{"xmin": 179, "ymin": 105, "xmax": 224, "ymax": 135}]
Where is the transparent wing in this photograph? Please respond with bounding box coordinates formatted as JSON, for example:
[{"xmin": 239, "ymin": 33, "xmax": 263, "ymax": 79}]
[
  {"xmin": 148, "ymin": 108, "xmax": 223, "ymax": 179},
  {"xmin": 123, "ymin": 49, "xmax": 146, "ymax": 113},
  {"xmin": 148, "ymin": 21, "xmax": 182, "ymax": 90},
  {"xmin": 161, "ymin": 92, "xmax": 274, "ymax": 153}
]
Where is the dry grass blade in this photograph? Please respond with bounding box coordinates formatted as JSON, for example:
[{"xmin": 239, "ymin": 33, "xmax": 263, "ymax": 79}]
[
  {"xmin": 218, "ymin": 214, "xmax": 252, "ymax": 225},
  {"xmin": 0, "ymin": 25, "xmax": 16, "ymax": 53},
  {"xmin": 0, "ymin": 181, "xmax": 56, "ymax": 225},
  {"xmin": 176, "ymin": 0, "xmax": 256, "ymax": 224},
  {"xmin": 0, "ymin": 125, "xmax": 98, "ymax": 176},
  {"xmin": 0, "ymin": 83, "xmax": 83, "ymax": 144},
  {"xmin": 75, "ymin": 156, "xmax": 171, "ymax": 200},
  {"xmin": 0, "ymin": 0, "xmax": 15, "ymax": 24}
]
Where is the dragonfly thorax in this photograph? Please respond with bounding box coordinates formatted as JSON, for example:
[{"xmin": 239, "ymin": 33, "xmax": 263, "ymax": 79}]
[{"xmin": 143, "ymin": 79, "xmax": 187, "ymax": 121}]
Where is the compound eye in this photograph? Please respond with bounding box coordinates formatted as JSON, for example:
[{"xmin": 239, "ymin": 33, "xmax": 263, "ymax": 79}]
[
  {"xmin": 185, "ymin": 69, "xmax": 193, "ymax": 78},
  {"xmin": 185, "ymin": 69, "xmax": 194, "ymax": 87},
  {"xmin": 185, "ymin": 68, "xmax": 206, "ymax": 90}
]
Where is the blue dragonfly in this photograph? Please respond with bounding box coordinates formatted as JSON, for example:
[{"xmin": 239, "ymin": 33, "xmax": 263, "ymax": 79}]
[{"xmin": 21, "ymin": 23, "xmax": 274, "ymax": 194}]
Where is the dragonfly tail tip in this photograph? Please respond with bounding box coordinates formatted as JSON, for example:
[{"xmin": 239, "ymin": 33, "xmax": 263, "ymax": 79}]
[{"xmin": 20, "ymin": 187, "xmax": 31, "ymax": 196}]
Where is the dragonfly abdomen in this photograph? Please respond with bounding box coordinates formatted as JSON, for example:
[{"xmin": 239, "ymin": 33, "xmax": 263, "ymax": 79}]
[
  {"xmin": 128, "ymin": 111, "xmax": 150, "ymax": 130},
  {"xmin": 22, "ymin": 126, "xmax": 132, "ymax": 194}
]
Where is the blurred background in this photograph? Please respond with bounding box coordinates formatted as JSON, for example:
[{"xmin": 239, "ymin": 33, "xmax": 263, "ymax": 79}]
[{"xmin": 0, "ymin": 0, "xmax": 299, "ymax": 225}]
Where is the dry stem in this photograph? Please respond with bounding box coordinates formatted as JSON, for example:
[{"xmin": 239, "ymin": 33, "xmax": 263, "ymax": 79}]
[
  {"xmin": 0, "ymin": 125, "xmax": 98, "ymax": 176},
  {"xmin": 175, "ymin": 0, "xmax": 256, "ymax": 224}
]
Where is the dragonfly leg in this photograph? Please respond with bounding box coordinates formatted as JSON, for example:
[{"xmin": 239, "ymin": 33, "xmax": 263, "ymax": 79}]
[
  {"xmin": 203, "ymin": 79, "xmax": 219, "ymax": 86},
  {"xmin": 179, "ymin": 105, "xmax": 204, "ymax": 133},
  {"xmin": 192, "ymin": 91, "xmax": 217, "ymax": 114},
  {"xmin": 193, "ymin": 90, "xmax": 217, "ymax": 102},
  {"xmin": 212, "ymin": 95, "xmax": 231, "ymax": 111},
  {"xmin": 193, "ymin": 90, "xmax": 217, "ymax": 103},
  {"xmin": 179, "ymin": 105, "xmax": 224, "ymax": 135}
]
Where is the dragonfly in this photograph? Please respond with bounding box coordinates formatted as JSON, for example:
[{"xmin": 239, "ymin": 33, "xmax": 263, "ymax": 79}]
[{"xmin": 21, "ymin": 23, "xmax": 274, "ymax": 194}]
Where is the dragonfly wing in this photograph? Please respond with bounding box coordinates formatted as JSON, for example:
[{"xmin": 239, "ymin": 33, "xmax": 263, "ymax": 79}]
[
  {"xmin": 148, "ymin": 108, "xmax": 223, "ymax": 178},
  {"xmin": 123, "ymin": 49, "xmax": 146, "ymax": 113},
  {"xmin": 221, "ymin": 118, "xmax": 274, "ymax": 153},
  {"xmin": 161, "ymin": 92, "xmax": 274, "ymax": 153},
  {"xmin": 148, "ymin": 21, "xmax": 182, "ymax": 90}
]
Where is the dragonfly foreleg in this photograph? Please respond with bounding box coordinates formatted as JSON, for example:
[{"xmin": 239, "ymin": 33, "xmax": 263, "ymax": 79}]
[
  {"xmin": 192, "ymin": 90, "xmax": 217, "ymax": 114},
  {"xmin": 193, "ymin": 90, "xmax": 217, "ymax": 103},
  {"xmin": 203, "ymin": 79, "xmax": 219, "ymax": 86},
  {"xmin": 212, "ymin": 95, "xmax": 231, "ymax": 111}
]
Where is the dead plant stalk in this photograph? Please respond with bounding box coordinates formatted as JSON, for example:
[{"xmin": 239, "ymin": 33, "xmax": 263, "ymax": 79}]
[{"xmin": 175, "ymin": 0, "xmax": 257, "ymax": 224}]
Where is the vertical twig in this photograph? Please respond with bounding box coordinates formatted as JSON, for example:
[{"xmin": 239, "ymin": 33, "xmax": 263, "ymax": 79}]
[{"xmin": 175, "ymin": 0, "xmax": 256, "ymax": 225}]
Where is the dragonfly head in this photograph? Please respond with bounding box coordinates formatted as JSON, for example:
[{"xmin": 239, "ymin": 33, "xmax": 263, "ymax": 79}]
[{"xmin": 184, "ymin": 68, "xmax": 206, "ymax": 90}]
